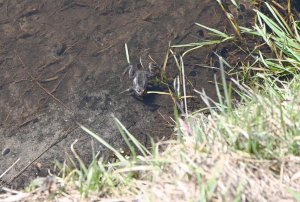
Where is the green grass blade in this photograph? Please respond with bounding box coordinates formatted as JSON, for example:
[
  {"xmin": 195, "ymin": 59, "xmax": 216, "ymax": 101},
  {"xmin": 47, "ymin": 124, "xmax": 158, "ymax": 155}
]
[
  {"xmin": 79, "ymin": 124, "xmax": 126, "ymax": 161},
  {"xmin": 125, "ymin": 43, "xmax": 130, "ymax": 64},
  {"xmin": 265, "ymin": 3, "xmax": 292, "ymax": 35},
  {"xmin": 195, "ymin": 23, "xmax": 230, "ymax": 38},
  {"xmin": 112, "ymin": 115, "xmax": 151, "ymax": 156}
]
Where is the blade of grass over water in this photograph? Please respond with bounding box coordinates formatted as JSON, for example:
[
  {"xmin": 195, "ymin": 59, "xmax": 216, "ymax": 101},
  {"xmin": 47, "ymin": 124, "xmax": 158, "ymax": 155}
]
[
  {"xmin": 214, "ymin": 53, "xmax": 232, "ymax": 110},
  {"xmin": 115, "ymin": 119, "xmax": 137, "ymax": 158},
  {"xmin": 195, "ymin": 23, "xmax": 231, "ymax": 39},
  {"xmin": 146, "ymin": 91, "xmax": 171, "ymax": 95},
  {"xmin": 180, "ymin": 56, "xmax": 188, "ymax": 117},
  {"xmin": 125, "ymin": 43, "xmax": 130, "ymax": 64},
  {"xmin": 79, "ymin": 123, "xmax": 126, "ymax": 161},
  {"xmin": 171, "ymin": 23, "xmax": 234, "ymax": 58},
  {"xmin": 161, "ymin": 42, "xmax": 171, "ymax": 78},
  {"xmin": 71, "ymin": 139, "xmax": 88, "ymax": 175},
  {"xmin": 112, "ymin": 115, "xmax": 151, "ymax": 157}
]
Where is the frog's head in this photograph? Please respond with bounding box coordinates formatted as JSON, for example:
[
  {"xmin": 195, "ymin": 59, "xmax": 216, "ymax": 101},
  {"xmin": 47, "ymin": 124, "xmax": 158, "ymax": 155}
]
[{"xmin": 133, "ymin": 85, "xmax": 146, "ymax": 96}]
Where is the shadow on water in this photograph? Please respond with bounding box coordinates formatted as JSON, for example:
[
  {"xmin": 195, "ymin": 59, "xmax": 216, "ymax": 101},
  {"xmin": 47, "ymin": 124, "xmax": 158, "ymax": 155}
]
[{"xmin": 131, "ymin": 85, "xmax": 167, "ymax": 112}]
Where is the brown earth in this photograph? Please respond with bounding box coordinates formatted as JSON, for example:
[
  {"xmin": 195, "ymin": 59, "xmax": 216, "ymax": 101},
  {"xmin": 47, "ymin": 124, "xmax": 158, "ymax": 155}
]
[{"xmin": 0, "ymin": 0, "xmax": 253, "ymax": 188}]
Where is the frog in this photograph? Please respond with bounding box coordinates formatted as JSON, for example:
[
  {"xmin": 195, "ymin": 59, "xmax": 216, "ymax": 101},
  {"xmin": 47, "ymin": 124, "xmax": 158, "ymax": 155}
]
[{"xmin": 121, "ymin": 62, "xmax": 155, "ymax": 96}]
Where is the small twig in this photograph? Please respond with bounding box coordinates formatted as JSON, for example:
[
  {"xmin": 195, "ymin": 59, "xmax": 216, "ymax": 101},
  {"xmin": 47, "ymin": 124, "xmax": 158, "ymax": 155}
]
[
  {"xmin": 50, "ymin": 72, "xmax": 67, "ymax": 94},
  {"xmin": 95, "ymin": 43, "xmax": 114, "ymax": 55},
  {"xmin": 40, "ymin": 76, "xmax": 59, "ymax": 83},
  {"xmin": 157, "ymin": 110, "xmax": 173, "ymax": 127},
  {"xmin": 0, "ymin": 158, "xmax": 20, "ymax": 179},
  {"xmin": 15, "ymin": 52, "xmax": 73, "ymax": 114},
  {"xmin": 4, "ymin": 110, "xmax": 11, "ymax": 124},
  {"xmin": 119, "ymin": 88, "xmax": 132, "ymax": 95},
  {"xmin": 18, "ymin": 116, "xmax": 39, "ymax": 128}
]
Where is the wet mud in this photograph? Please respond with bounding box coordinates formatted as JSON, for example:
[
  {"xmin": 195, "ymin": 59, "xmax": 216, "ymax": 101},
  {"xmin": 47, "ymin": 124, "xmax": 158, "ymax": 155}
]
[{"xmin": 0, "ymin": 0, "xmax": 247, "ymax": 188}]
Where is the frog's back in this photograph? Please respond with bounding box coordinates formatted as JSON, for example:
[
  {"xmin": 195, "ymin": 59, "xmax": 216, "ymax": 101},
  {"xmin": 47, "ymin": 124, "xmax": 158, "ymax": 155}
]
[{"xmin": 135, "ymin": 71, "xmax": 148, "ymax": 88}]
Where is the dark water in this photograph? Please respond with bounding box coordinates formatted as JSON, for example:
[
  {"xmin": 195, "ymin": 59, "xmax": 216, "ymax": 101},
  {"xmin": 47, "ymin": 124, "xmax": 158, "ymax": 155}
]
[{"xmin": 0, "ymin": 0, "xmax": 239, "ymax": 188}]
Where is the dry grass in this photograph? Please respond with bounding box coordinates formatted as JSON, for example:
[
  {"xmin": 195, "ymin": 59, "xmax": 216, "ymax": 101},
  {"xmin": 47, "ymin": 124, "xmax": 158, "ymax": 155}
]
[
  {"xmin": 2, "ymin": 76, "xmax": 300, "ymax": 202},
  {"xmin": 1, "ymin": 1, "xmax": 300, "ymax": 202}
]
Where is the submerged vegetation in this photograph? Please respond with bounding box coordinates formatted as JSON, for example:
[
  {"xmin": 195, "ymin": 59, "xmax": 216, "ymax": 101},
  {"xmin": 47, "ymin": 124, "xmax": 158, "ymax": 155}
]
[{"xmin": 1, "ymin": 1, "xmax": 300, "ymax": 201}]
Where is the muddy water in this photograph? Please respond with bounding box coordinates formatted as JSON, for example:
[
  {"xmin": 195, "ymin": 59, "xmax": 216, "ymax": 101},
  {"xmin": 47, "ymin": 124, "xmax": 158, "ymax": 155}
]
[{"xmin": 0, "ymin": 0, "xmax": 228, "ymax": 188}]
